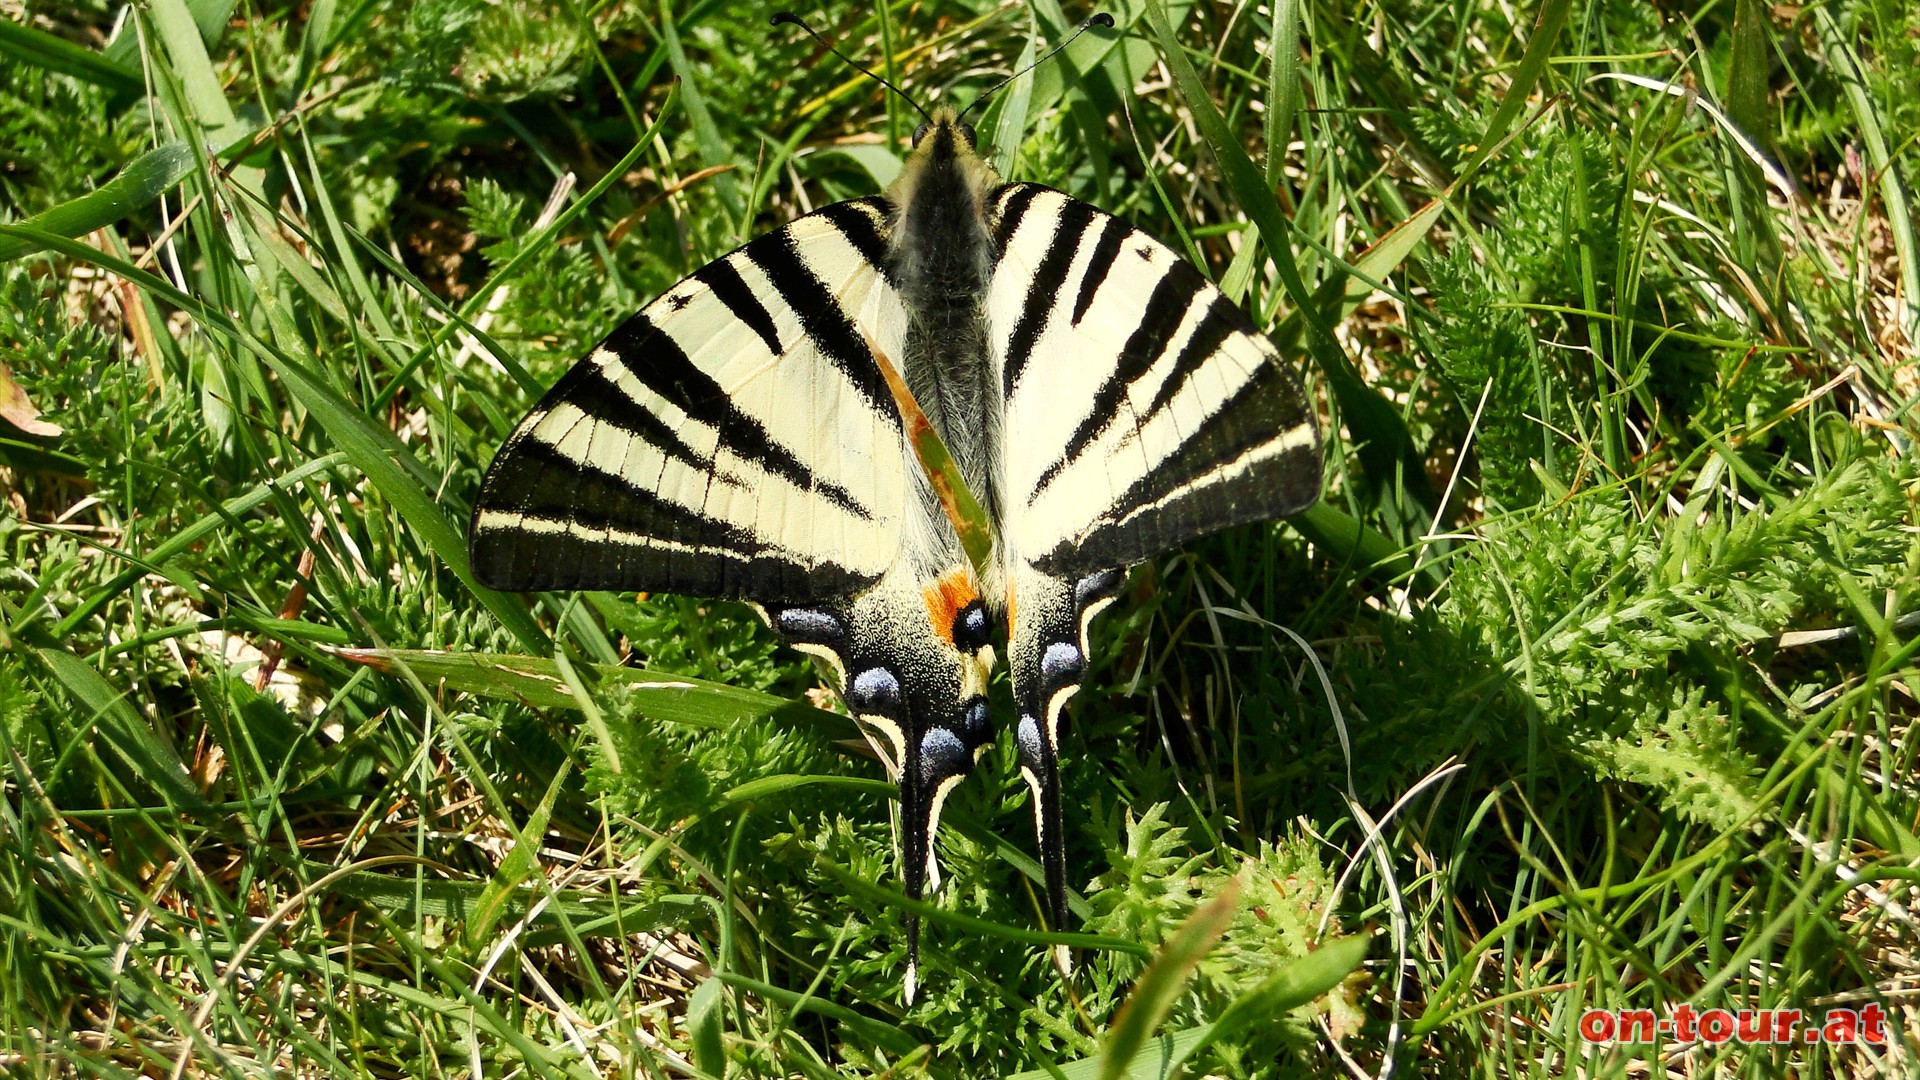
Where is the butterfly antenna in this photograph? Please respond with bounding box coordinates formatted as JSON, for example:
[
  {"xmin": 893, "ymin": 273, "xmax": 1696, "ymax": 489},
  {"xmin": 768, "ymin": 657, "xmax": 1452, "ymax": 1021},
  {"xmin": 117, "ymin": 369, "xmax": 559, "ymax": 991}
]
[
  {"xmin": 956, "ymin": 12, "xmax": 1115, "ymax": 124},
  {"xmin": 772, "ymin": 12, "xmax": 934, "ymax": 125}
]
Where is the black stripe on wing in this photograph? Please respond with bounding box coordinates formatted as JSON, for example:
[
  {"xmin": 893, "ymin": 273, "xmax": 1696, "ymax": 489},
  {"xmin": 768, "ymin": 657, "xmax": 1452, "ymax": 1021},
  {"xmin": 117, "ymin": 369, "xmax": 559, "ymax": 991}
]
[
  {"xmin": 991, "ymin": 184, "xmax": 1044, "ymax": 249},
  {"xmin": 744, "ymin": 221, "xmax": 895, "ymax": 418},
  {"xmin": 692, "ymin": 259, "xmax": 783, "ymax": 356},
  {"xmin": 556, "ymin": 358, "xmax": 715, "ymax": 478},
  {"xmin": 1139, "ymin": 293, "xmax": 1244, "ymax": 423},
  {"xmin": 1070, "ymin": 215, "xmax": 1128, "ymax": 325},
  {"xmin": 476, "ymin": 531, "xmax": 868, "ymax": 599},
  {"xmin": 1000, "ymin": 197, "xmax": 1100, "ymax": 395},
  {"xmin": 1027, "ymin": 260, "xmax": 1211, "ymax": 501},
  {"xmin": 472, "ymin": 435, "xmax": 868, "ymax": 597},
  {"xmin": 601, "ymin": 313, "xmax": 874, "ymax": 519},
  {"xmin": 819, "ymin": 199, "xmax": 893, "ymax": 280},
  {"xmin": 1035, "ymin": 356, "xmax": 1320, "ymax": 576}
]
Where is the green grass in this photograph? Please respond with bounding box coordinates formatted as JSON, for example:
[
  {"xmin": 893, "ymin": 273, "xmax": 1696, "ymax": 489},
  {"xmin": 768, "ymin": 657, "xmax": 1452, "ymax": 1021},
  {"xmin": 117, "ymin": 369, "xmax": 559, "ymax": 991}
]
[{"xmin": 2, "ymin": 0, "xmax": 1916, "ymax": 1075}]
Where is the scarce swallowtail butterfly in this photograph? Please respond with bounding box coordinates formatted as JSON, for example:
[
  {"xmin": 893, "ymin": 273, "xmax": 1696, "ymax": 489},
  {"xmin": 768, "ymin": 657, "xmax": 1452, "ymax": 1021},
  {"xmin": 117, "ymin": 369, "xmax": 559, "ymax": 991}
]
[{"xmin": 470, "ymin": 11, "xmax": 1322, "ymax": 999}]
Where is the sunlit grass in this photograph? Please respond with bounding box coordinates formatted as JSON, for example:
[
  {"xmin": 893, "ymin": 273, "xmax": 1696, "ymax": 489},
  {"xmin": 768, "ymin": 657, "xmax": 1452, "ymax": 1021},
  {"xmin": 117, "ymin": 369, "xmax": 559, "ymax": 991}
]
[{"xmin": 1, "ymin": 0, "xmax": 1914, "ymax": 1075}]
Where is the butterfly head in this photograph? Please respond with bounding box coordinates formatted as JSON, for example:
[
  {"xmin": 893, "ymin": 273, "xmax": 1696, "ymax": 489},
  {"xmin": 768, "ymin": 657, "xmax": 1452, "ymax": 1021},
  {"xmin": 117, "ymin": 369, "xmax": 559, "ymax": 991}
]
[
  {"xmin": 911, "ymin": 113, "xmax": 976, "ymax": 153},
  {"xmin": 890, "ymin": 108, "xmax": 1000, "ymax": 213},
  {"xmin": 905, "ymin": 109, "xmax": 985, "ymax": 162}
]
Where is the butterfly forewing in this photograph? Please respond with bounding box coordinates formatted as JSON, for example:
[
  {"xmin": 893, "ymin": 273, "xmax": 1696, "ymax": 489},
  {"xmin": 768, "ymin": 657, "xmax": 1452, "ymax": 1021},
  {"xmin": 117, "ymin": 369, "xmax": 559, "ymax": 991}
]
[
  {"xmin": 988, "ymin": 184, "xmax": 1321, "ymax": 577},
  {"xmin": 470, "ymin": 199, "xmax": 911, "ymax": 603}
]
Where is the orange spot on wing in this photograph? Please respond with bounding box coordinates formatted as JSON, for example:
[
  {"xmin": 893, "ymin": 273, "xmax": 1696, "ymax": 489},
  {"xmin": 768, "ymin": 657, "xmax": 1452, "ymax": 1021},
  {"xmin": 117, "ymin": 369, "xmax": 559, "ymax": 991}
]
[{"xmin": 922, "ymin": 569, "xmax": 978, "ymax": 646}]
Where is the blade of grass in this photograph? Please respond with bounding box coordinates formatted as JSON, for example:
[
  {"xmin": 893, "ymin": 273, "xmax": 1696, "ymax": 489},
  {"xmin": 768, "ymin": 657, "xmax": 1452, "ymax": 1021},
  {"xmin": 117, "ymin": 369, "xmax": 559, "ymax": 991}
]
[
  {"xmin": 874, "ymin": 0, "xmax": 902, "ymax": 148},
  {"xmin": 148, "ymin": 0, "xmax": 249, "ymax": 151},
  {"xmin": 1172, "ymin": 933, "xmax": 1371, "ymax": 1068},
  {"xmin": 0, "ymin": 436, "xmax": 91, "ymax": 476},
  {"xmin": 1726, "ymin": 0, "xmax": 1770, "ymax": 144},
  {"xmin": 989, "ymin": 22, "xmax": 1041, "ymax": 178},
  {"xmin": 713, "ymin": 972, "xmax": 918, "ymax": 1057},
  {"xmin": 103, "ymin": 0, "xmax": 236, "ymax": 66},
  {"xmin": 36, "ymin": 646, "xmax": 206, "ymax": 811},
  {"xmin": 1453, "ymin": 0, "xmax": 1571, "ymax": 184},
  {"xmin": 330, "ymin": 647, "xmax": 852, "ymax": 736},
  {"xmin": 721, "ymin": 774, "xmax": 892, "ymax": 804},
  {"xmin": 466, "ymin": 757, "xmax": 573, "ymax": 948},
  {"xmin": 1004, "ymin": 934, "xmax": 1369, "ymax": 1080},
  {"xmin": 0, "ymin": 18, "xmax": 142, "ymax": 98},
  {"xmin": 0, "ymin": 224, "xmax": 548, "ymax": 651},
  {"xmin": 658, "ymin": 0, "xmax": 742, "ymax": 226},
  {"xmin": 291, "ymin": 116, "xmax": 402, "ymax": 348},
  {"xmin": 1815, "ymin": 6, "xmax": 1918, "ymax": 339},
  {"xmin": 293, "ymin": 0, "xmax": 337, "ymax": 91},
  {"xmin": 1290, "ymin": 501, "xmax": 1425, "ymax": 586},
  {"xmin": 1263, "ymin": 0, "xmax": 1301, "ymax": 188},
  {"xmin": 1093, "ymin": 878, "xmax": 1241, "ymax": 1080},
  {"xmin": 1006, "ymin": 1029, "xmax": 1212, "ymax": 1080},
  {"xmin": 0, "ymin": 143, "xmax": 195, "ymax": 263},
  {"xmin": 686, "ymin": 976, "xmax": 728, "ymax": 1077}
]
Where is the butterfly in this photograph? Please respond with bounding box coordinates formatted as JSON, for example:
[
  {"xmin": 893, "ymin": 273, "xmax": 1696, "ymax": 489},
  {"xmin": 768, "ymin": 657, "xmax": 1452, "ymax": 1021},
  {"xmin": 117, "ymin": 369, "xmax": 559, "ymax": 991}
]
[{"xmin": 469, "ymin": 12, "xmax": 1321, "ymax": 999}]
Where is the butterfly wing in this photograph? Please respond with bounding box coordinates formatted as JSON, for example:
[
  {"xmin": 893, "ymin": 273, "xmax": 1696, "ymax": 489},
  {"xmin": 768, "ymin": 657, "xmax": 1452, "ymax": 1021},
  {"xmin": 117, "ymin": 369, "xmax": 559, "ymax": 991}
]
[
  {"xmin": 469, "ymin": 196, "xmax": 990, "ymax": 998},
  {"xmin": 471, "ymin": 199, "xmax": 908, "ymax": 603},
  {"xmin": 984, "ymin": 183, "xmax": 1323, "ymax": 935}
]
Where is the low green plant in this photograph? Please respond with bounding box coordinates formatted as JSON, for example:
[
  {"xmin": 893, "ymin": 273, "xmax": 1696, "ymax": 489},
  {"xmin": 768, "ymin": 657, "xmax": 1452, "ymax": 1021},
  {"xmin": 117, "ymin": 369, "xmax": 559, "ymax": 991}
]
[{"xmin": 0, "ymin": 0, "xmax": 1913, "ymax": 1076}]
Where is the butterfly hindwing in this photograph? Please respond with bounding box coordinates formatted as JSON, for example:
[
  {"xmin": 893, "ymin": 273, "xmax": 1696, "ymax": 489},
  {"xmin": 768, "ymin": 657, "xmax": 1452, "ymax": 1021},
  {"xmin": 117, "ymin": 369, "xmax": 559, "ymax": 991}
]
[
  {"xmin": 1004, "ymin": 563, "xmax": 1125, "ymax": 942},
  {"xmin": 764, "ymin": 559, "xmax": 993, "ymax": 1002}
]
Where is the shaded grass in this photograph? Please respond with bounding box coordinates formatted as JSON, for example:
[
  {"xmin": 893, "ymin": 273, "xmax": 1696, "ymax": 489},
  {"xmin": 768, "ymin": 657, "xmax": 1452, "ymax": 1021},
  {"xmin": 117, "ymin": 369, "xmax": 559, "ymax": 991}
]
[{"xmin": 1, "ymin": 0, "xmax": 1916, "ymax": 1076}]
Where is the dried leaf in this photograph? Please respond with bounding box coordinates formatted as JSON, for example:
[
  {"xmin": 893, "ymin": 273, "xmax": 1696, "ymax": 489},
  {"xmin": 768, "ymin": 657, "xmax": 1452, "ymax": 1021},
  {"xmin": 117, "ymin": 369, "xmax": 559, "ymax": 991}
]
[{"xmin": 0, "ymin": 360, "xmax": 61, "ymax": 437}]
